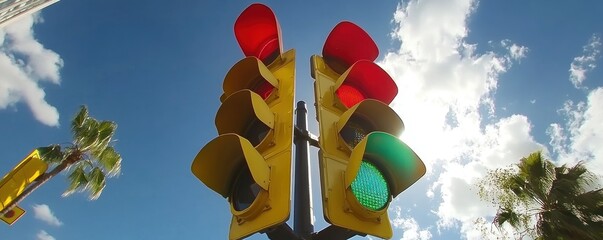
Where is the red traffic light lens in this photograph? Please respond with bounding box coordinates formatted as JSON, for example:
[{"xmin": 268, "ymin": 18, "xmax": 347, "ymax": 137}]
[
  {"xmin": 323, "ymin": 21, "xmax": 378, "ymax": 73},
  {"xmin": 235, "ymin": 3, "xmax": 282, "ymax": 64},
  {"xmin": 335, "ymin": 61, "xmax": 398, "ymax": 107},
  {"xmin": 335, "ymin": 84, "xmax": 366, "ymax": 108}
]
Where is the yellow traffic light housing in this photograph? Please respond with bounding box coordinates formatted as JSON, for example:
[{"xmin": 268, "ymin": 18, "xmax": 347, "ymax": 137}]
[
  {"xmin": 312, "ymin": 21, "xmax": 426, "ymax": 239},
  {"xmin": 190, "ymin": 4, "xmax": 295, "ymax": 239}
]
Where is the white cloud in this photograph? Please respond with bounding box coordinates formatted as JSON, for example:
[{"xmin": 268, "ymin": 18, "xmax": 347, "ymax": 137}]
[
  {"xmin": 381, "ymin": 0, "xmax": 534, "ymax": 172},
  {"xmin": 569, "ymin": 34, "xmax": 601, "ymax": 89},
  {"xmin": 509, "ymin": 44, "xmax": 528, "ymax": 61},
  {"xmin": 36, "ymin": 230, "xmax": 56, "ymax": 240},
  {"xmin": 548, "ymin": 87, "xmax": 603, "ymax": 178},
  {"xmin": 501, "ymin": 39, "xmax": 528, "ymax": 61},
  {"xmin": 32, "ymin": 204, "xmax": 63, "ymax": 227},
  {"xmin": 390, "ymin": 206, "xmax": 432, "ymax": 240},
  {"xmin": 477, "ymin": 115, "xmax": 545, "ymax": 169},
  {"xmin": 0, "ymin": 13, "xmax": 62, "ymax": 126},
  {"xmin": 380, "ymin": 0, "xmax": 542, "ymax": 238},
  {"xmin": 382, "ymin": 0, "xmax": 534, "ymax": 171}
]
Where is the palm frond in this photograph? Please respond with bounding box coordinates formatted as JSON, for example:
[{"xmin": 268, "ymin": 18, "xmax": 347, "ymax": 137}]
[
  {"xmin": 71, "ymin": 105, "xmax": 88, "ymax": 134},
  {"xmin": 91, "ymin": 121, "xmax": 117, "ymax": 158},
  {"xmin": 545, "ymin": 208, "xmax": 599, "ymax": 240},
  {"xmin": 62, "ymin": 166, "xmax": 88, "ymax": 197},
  {"xmin": 86, "ymin": 167, "xmax": 106, "ymax": 200},
  {"xmin": 566, "ymin": 162, "xmax": 597, "ymax": 189},
  {"xmin": 517, "ymin": 152, "xmax": 554, "ymax": 204},
  {"xmin": 494, "ymin": 207, "xmax": 522, "ymax": 228},
  {"xmin": 79, "ymin": 118, "xmax": 101, "ymax": 151},
  {"xmin": 574, "ymin": 189, "xmax": 603, "ymax": 219},
  {"xmin": 537, "ymin": 218, "xmax": 556, "ymax": 240},
  {"xmin": 37, "ymin": 145, "xmax": 64, "ymax": 164},
  {"xmin": 96, "ymin": 146, "xmax": 122, "ymax": 177}
]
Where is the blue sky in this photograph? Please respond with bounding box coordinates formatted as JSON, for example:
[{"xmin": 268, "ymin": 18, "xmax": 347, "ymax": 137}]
[{"xmin": 1, "ymin": 0, "xmax": 602, "ymax": 239}]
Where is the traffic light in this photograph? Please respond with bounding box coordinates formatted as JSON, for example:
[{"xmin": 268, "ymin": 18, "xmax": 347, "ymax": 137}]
[
  {"xmin": 190, "ymin": 3, "xmax": 295, "ymax": 240},
  {"xmin": 311, "ymin": 21, "xmax": 426, "ymax": 239},
  {"xmin": 0, "ymin": 150, "xmax": 48, "ymax": 212}
]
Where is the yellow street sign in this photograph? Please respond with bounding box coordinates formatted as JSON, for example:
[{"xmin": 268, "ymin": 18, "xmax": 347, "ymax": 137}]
[
  {"xmin": 0, "ymin": 205, "xmax": 25, "ymax": 225},
  {"xmin": 0, "ymin": 150, "xmax": 48, "ymax": 211}
]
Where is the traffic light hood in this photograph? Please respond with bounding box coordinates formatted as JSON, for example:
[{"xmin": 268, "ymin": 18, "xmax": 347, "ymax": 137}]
[
  {"xmin": 221, "ymin": 57, "xmax": 279, "ymax": 102},
  {"xmin": 336, "ymin": 99, "xmax": 405, "ymax": 150},
  {"xmin": 322, "ymin": 21, "xmax": 378, "ymax": 74},
  {"xmin": 191, "ymin": 134, "xmax": 270, "ymax": 198},
  {"xmin": 235, "ymin": 3, "xmax": 283, "ymax": 63},
  {"xmin": 334, "ymin": 60, "xmax": 398, "ymax": 108},
  {"xmin": 216, "ymin": 90, "xmax": 275, "ymax": 150}
]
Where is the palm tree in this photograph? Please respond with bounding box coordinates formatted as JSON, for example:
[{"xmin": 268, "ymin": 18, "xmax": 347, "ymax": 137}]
[
  {"xmin": 0, "ymin": 106, "xmax": 122, "ymax": 216},
  {"xmin": 479, "ymin": 151, "xmax": 603, "ymax": 239}
]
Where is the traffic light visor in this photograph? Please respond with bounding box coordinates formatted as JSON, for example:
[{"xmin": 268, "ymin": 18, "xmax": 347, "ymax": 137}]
[
  {"xmin": 191, "ymin": 134, "xmax": 270, "ymax": 198},
  {"xmin": 334, "ymin": 60, "xmax": 398, "ymax": 108},
  {"xmin": 345, "ymin": 132, "xmax": 425, "ymax": 198},
  {"xmin": 235, "ymin": 3, "xmax": 282, "ymax": 63},
  {"xmin": 222, "ymin": 57, "xmax": 279, "ymax": 102},
  {"xmin": 322, "ymin": 21, "xmax": 378, "ymax": 74},
  {"xmin": 216, "ymin": 90, "xmax": 274, "ymax": 150},
  {"xmin": 337, "ymin": 100, "xmax": 404, "ymax": 150}
]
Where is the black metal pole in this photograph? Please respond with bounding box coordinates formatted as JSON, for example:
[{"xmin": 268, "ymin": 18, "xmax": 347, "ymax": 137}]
[{"xmin": 294, "ymin": 101, "xmax": 314, "ymax": 239}]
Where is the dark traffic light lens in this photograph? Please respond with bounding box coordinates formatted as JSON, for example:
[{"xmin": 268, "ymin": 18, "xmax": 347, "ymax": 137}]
[
  {"xmin": 232, "ymin": 167, "xmax": 261, "ymax": 211},
  {"xmin": 244, "ymin": 119, "xmax": 270, "ymax": 146},
  {"xmin": 340, "ymin": 116, "xmax": 372, "ymax": 148},
  {"xmin": 350, "ymin": 160, "xmax": 389, "ymax": 211}
]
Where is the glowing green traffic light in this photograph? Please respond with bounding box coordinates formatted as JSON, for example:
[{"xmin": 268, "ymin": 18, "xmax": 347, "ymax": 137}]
[
  {"xmin": 345, "ymin": 132, "xmax": 426, "ymax": 214},
  {"xmin": 350, "ymin": 161, "xmax": 389, "ymax": 211}
]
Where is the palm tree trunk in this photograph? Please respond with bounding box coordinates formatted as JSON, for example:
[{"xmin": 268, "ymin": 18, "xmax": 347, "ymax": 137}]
[{"xmin": 0, "ymin": 161, "xmax": 70, "ymax": 216}]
